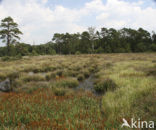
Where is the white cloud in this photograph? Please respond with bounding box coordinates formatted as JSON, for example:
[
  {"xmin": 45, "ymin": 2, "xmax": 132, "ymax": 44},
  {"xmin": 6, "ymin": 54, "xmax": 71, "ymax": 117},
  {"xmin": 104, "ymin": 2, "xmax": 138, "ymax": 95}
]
[
  {"xmin": 41, "ymin": 0, "xmax": 48, "ymax": 4},
  {"xmin": 95, "ymin": 0, "xmax": 156, "ymax": 30},
  {"xmin": 0, "ymin": 0, "xmax": 156, "ymax": 44},
  {"xmin": 0, "ymin": 0, "xmax": 87, "ymax": 44}
]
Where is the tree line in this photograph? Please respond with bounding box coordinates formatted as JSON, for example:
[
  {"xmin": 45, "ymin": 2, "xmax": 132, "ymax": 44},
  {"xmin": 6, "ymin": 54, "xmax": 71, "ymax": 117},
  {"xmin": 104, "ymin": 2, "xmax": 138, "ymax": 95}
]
[{"xmin": 0, "ymin": 16, "xmax": 156, "ymax": 57}]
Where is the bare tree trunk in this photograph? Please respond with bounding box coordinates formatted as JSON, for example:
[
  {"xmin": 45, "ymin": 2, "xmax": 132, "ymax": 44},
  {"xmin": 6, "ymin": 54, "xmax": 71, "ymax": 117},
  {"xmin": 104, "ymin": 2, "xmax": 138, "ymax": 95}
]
[{"xmin": 7, "ymin": 34, "xmax": 10, "ymax": 56}]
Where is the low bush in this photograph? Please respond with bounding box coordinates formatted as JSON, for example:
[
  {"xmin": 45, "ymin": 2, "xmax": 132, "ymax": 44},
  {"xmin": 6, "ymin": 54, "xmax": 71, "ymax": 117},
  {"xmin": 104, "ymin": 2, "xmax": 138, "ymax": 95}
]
[
  {"xmin": 55, "ymin": 78, "xmax": 79, "ymax": 88},
  {"xmin": 94, "ymin": 78, "xmax": 117, "ymax": 94},
  {"xmin": 75, "ymin": 51, "xmax": 81, "ymax": 55},
  {"xmin": 1, "ymin": 56, "xmax": 10, "ymax": 61},
  {"xmin": 1, "ymin": 55, "xmax": 22, "ymax": 61}
]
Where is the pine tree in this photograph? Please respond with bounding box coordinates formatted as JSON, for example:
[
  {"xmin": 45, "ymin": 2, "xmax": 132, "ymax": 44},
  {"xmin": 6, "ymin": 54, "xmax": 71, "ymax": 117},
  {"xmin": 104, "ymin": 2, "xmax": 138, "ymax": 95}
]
[{"xmin": 0, "ymin": 16, "xmax": 23, "ymax": 55}]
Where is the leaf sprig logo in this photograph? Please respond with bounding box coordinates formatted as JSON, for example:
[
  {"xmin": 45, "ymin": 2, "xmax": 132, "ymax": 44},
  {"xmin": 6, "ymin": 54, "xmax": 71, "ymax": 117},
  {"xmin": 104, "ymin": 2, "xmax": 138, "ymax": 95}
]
[{"xmin": 121, "ymin": 118, "xmax": 155, "ymax": 129}]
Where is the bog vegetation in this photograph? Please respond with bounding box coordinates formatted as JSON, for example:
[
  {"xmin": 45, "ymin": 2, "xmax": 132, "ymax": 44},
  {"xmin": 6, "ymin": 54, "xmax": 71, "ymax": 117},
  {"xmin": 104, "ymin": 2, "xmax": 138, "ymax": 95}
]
[
  {"xmin": 0, "ymin": 53, "xmax": 156, "ymax": 129},
  {"xmin": 0, "ymin": 16, "xmax": 156, "ymax": 129}
]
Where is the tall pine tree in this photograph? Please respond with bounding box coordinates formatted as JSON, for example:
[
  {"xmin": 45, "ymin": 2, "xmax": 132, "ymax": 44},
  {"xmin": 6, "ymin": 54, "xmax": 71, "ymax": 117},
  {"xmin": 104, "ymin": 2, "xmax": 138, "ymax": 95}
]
[{"xmin": 0, "ymin": 16, "xmax": 23, "ymax": 55}]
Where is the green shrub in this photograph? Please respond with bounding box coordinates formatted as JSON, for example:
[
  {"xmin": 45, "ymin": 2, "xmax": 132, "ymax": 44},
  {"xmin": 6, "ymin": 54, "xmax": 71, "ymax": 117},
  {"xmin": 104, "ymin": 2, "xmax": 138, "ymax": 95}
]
[
  {"xmin": 150, "ymin": 44, "xmax": 156, "ymax": 51},
  {"xmin": 96, "ymin": 47, "xmax": 104, "ymax": 53},
  {"xmin": 1, "ymin": 56, "xmax": 10, "ymax": 61},
  {"xmin": 75, "ymin": 51, "xmax": 81, "ymax": 55},
  {"xmin": 55, "ymin": 78, "xmax": 79, "ymax": 88},
  {"xmin": 94, "ymin": 78, "xmax": 117, "ymax": 94},
  {"xmin": 1, "ymin": 55, "xmax": 22, "ymax": 61}
]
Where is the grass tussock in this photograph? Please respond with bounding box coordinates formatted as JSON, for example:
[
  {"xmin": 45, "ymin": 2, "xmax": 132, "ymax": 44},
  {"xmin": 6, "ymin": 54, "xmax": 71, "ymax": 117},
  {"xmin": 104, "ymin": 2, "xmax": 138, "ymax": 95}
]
[
  {"xmin": 22, "ymin": 74, "xmax": 46, "ymax": 82},
  {"xmin": 94, "ymin": 78, "xmax": 117, "ymax": 94},
  {"xmin": 54, "ymin": 78, "xmax": 79, "ymax": 88},
  {"xmin": 77, "ymin": 74, "xmax": 85, "ymax": 81}
]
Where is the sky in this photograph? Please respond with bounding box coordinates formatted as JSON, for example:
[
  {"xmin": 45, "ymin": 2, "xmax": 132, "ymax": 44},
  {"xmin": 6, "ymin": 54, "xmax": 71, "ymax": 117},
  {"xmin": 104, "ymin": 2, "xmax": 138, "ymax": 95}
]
[{"xmin": 0, "ymin": 0, "xmax": 156, "ymax": 45}]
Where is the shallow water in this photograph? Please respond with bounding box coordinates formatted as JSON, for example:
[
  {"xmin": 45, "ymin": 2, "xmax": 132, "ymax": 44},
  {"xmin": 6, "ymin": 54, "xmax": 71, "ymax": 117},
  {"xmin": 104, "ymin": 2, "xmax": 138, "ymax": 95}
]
[
  {"xmin": 28, "ymin": 72, "xmax": 47, "ymax": 76},
  {"xmin": 75, "ymin": 75, "xmax": 102, "ymax": 96}
]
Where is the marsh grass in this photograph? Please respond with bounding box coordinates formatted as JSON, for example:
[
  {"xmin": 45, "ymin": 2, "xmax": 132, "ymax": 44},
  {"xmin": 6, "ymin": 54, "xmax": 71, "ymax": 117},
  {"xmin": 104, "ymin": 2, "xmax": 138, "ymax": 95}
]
[
  {"xmin": 21, "ymin": 74, "xmax": 46, "ymax": 82},
  {"xmin": 54, "ymin": 88, "xmax": 66, "ymax": 96},
  {"xmin": 94, "ymin": 78, "xmax": 117, "ymax": 94},
  {"xmin": 54, "ymin": 77, "xmax": 79, "ymax": 88},
  {"xmin": 99, "ymin": 60, "xmax": 156, "ymax": 128},
  {"xmin": 146, "ymin": 66, "xmax": 156, "ymax": 77},
  {"xmin": 77, "ymin": 74, "xmax": 85, "ymax": 81},
  {"xmin": 0, "ymin": 53, "xmax": 156, "ymax": 129}
]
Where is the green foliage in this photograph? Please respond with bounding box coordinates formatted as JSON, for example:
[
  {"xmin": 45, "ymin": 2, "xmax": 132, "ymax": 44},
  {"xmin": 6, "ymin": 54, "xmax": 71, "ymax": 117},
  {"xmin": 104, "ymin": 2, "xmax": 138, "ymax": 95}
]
[
  {"xmin": 75, "ymin": 51, "xmax": 81, "ymax": 55},
  {"xmin": 136, "ymin": 42, "xmax": 147, "ymax": 52},
  {"xmin": 0, "ymin": 16, "xmax": 23, "ymax": 55},
  {"xmin": 55, "ymin": 78, "xmax": 79, "ymax": 88},
  {"xmin": 22, "ymin": 75, "xmax": 46, "ymax": 82},
  {"xmin": 151, "ymin": 43, "xmax": 156, "ymax": 51},
  {"xmin": 0, "ymin": 54, "xmax": 155, "ymax": 129},
  {"xmin": 0, "ymin": 16, "xmax": 155, "ymax": 56},
  {"xmin": 94, "ymin": 78, "xmax": 117, "ymax": 93},
  {"xmin": 49, "ymin": 49, "xmax": 56, "ymax": 55},
  {"xmin": 96, "ymin": 47, "xmax": 104, "ymax": 53},
  {"xmin": 1, "ymin": 55, "xmax": 22, "ymax": 61},
  {"xmin": 1, "ymin": 56, "xmax": 10, "ymax": 61}
]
